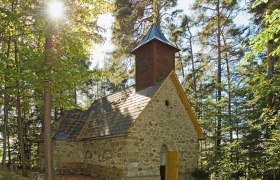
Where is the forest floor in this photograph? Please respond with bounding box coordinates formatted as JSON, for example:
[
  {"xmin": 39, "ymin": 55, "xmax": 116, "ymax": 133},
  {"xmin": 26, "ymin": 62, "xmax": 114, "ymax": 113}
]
[
  {"xmin": 16, "ymin": 174, "xmax": 93, "ymax": 180},
  {"xmin": 14, "ymin": 170, "xmax": 93, "ymax": 180}
]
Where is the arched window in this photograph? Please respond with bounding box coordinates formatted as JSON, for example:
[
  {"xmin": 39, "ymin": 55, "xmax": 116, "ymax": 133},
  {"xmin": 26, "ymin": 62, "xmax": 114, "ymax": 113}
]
[
  {"xmin": 160, "ymin": 145, "xmax": 167, "ymax": 166},
  {"xmin": 160, "ymin": 145, "xmax": 167, "ymax": 180}
]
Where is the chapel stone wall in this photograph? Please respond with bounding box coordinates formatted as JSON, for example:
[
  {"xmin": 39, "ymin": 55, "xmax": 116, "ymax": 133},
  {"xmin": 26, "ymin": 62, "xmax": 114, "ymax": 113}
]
[
  {"xmin": 53, "ymin": 140, "xmax": 84, "ymax": 173},
  {"xmin": 82, "ymin": 136, "xmax": 127, "ymax": 179},
  {"xmin": 53, "ymin": 137, "xmax": 127, "ymax": 179},
  {"xmin": 52, "ymin": 77, "xmax": 200, "ymax": 180},
  {"xmin": 122, "ymin": 77, "xmax": 199, "ymax": 180}
]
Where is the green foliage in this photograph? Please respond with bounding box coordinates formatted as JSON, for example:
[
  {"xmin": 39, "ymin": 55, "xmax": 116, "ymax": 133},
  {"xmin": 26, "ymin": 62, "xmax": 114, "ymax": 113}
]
[
  {"xmin": 117, "ymin": 7, "xmax": 132, "ymax": 16},
  {"xmin": 0, "ymin": 0, "xmax": 107, "ymax": 169},
  {"xmin": 249, "ymin": 9, "xmax": 280, "ymax": 56},
  {"xmin": 252, "ymin": 0, "xmax": 268, "ymax": 8},
  {"xmin": 106, "ymin": 0, "xmax": 178, "ymax": 90},
  {"xmin": 237, "ymin": 0, "xmax": 280, "ymax": 176},
  {"xmin": 0, "ymin": 166, "xmax": 17, "ymax": 180},
  {"xmin": 184, "ymin": 0, "xmax": 247, "ymax": 178},
  {"xmin": 191, "ymin": 168, "xmax": 209, "ymax": 179},
  {"xmin": 0, "ymin": 0, "xmax": 279, "ymax": 178}
]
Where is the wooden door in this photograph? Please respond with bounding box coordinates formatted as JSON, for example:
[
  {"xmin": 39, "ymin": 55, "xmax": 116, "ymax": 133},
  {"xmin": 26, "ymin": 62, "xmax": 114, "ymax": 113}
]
[{"xmin": 165, "ymin": 151, "xmax": 179, "ymax": 180}]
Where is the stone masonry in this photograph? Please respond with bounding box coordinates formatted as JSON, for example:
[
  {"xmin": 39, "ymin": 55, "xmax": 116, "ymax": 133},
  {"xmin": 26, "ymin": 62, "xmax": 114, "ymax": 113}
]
[
  {"xmin": 123, "ymin": 77, "xmax": 199, "ymax": 179},
  {"xmin": 52, "ymin": 76, "xmax": 199, "ymax": 180}
]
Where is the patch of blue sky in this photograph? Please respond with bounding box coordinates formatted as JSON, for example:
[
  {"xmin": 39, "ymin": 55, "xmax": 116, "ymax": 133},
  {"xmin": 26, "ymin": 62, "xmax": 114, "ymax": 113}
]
[{"xmin": 90, "ymin": 0, "xmax": 251, "ymax": 69}]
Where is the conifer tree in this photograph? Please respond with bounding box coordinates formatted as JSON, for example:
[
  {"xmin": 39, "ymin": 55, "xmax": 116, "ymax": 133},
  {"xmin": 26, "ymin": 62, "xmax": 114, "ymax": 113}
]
[
  {"xmin": 191, "ymin": 0, "xmax": 246, "ymax": 178},
  {"xmin": 239, "ymin": 0, "xmax": 280, "ymax": 178},
  {"xmin": 106, "ymin": 0, "xmax": 178, "ymax": 90},
  {"xmin": 0, "ymin": 0, "xmax": 108, "ymax": 177}
]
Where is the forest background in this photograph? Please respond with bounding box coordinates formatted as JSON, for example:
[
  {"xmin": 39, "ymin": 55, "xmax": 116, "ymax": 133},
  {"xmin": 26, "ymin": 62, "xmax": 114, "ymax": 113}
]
[{"xmin": 0, "ymin": 0, "xmax": 279, "ymax": 179}]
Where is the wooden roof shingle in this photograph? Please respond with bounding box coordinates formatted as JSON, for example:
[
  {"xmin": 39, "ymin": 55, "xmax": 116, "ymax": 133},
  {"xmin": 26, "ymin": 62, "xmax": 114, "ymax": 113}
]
[{"xmin": 54, "ymin": 82, "xmax": 162, "ymax": 140}]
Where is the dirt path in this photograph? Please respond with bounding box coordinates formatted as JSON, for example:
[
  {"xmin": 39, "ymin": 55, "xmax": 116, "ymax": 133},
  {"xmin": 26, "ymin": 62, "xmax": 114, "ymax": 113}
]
[
  {"xmin": 55, "ymin": 175, "xmax": 93, "ymax": 180},
  {"xmin": 16, "ymin": 174, "xmax": 93, "ymax": 180},
  {"xmin": 14, "ymin": 170, "xmax": 93, "ymax": 180}
]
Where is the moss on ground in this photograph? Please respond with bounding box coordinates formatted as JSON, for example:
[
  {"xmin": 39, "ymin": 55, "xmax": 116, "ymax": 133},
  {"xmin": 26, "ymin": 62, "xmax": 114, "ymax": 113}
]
[{"xmin": 0, "ymin": 166, "xmax": 17, "ymax": 180}]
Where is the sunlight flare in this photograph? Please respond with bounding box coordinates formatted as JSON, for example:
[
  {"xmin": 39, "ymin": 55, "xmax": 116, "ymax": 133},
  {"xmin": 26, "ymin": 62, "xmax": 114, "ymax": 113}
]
[{"xmin": 46, "ymin": 0, "xmax": 65, "ymax": 20}]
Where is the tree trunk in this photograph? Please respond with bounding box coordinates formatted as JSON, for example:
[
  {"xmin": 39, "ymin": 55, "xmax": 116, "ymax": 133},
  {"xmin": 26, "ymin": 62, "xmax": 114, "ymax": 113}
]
[
  {"xmin": 266, "ymin": 41, "xmax": 274, "ymax": 107},
  {"xmin": 216, "ymin": 0, "xmax": 222, "ymax": 156},
  {"xmin": 23, "ymin": 110, "xmax": 30, "ymax": 160},
  {"xmin": 96, "ymin": 81, "xmax": 99, "ymax": 99},
  {"xmin": 176, "ymin": 50, "xmax": 185, "ymax": 78},
  {"xmin": 2, "ymin": 33, "xmax": 12, "ymax": 167},
  {"xmin": 13, "ymin": 0, "xmax": 28, "ymax": 174},
  {"xmin": 187, "ymin": 25, "xmax": 197, "ymax": 99},
  {"xmin": 222, "ymin": 33, "xmax": 233, "ymax": 142},
  {"xmin": 74, "ymin": 83, "xmax": 77, "ymax": 105},
  {"xmin": 2, "ymin": 93, "xmax": 8, "ymax": 166},
  {"xmin": 226, "ymin": 58, "xmax": 232, "ymax": 141},
  {"xmin": 43, "ymin": 25, "xmax": 54, "ymax": 180},
  {"xmin": 16, "ymin": 91, "xmax": 28, "ymax": 176},
  {"xmin": 7, "ymin": 131, "xmax": 11, "ymax": 167},
  {"xmin": 54, "ymin": 107, "xmax": 58, "ymax": 122},
  {"xmin": 15, "ymin": 38, "xmax": 28, "ymax": 176},
  {"xmin": 152, "ymin": 0, "xmax": 161, "ymax": 28},
  {"xmin": 186, "ymin": 21, "xmax": 200, "ymax": 115}
]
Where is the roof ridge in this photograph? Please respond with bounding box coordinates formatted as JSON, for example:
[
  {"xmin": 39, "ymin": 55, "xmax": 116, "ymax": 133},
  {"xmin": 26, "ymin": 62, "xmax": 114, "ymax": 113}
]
[
  {"xmin": 131, "ymin": 23, "xmax": 179, "ymax": 53},
  {"xmin": 91, "ymin": 81, "xmax": 164, "ymax": 104},
  {"xmin": 143, "ymin": 23, "xmax": 154, "ymax": 43},
  {"xmin": 92, "ymin": 85, "xmax": 135, "ymax": 102}
]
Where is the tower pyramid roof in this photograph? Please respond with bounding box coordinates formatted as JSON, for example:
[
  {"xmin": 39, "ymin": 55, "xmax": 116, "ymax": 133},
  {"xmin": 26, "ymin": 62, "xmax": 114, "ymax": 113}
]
[{"xmin": 132, "ymin": 23, "xmax": 179, "ymax": 53}]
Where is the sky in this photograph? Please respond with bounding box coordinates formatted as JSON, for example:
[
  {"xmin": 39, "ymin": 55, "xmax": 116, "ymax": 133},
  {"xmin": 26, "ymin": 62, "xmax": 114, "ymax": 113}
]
[
  {"xmin": 90, "ymin": 0, "xmax": 195, "ymax": 68},
  {"xmin": 90, "ymin": 0, "xmax": 250, "ymax": 68},
  {"xmin": 90, "ymin": 13, "xmax": 114, "ymax": 68}
]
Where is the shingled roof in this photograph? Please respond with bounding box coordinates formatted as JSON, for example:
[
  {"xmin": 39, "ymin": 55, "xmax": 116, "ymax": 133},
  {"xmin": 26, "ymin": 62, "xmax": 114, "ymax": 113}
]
[
  {"xmin": 132, "ymin": 23, "xmax": 179, "ymax": 53},
  {"xmin": 53, "ymin": 109, "xmax": 89, "ymax": 139},
  {"xmin": 53, "ymin": 82, "xmax": 162, "ymax": 140}
]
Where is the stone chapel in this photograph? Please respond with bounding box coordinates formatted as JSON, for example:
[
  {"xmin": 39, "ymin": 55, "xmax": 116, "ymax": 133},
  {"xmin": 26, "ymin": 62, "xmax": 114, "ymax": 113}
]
[{"xmin": 40, "ymin": 23, "xmax": 205, "ymax": 180}]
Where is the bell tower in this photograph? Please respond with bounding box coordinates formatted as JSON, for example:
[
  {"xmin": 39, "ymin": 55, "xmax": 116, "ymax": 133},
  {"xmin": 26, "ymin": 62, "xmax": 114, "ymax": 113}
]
[{"xmin": 131, "ymin": 24, "xmax": 179, "ymax": 91}]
